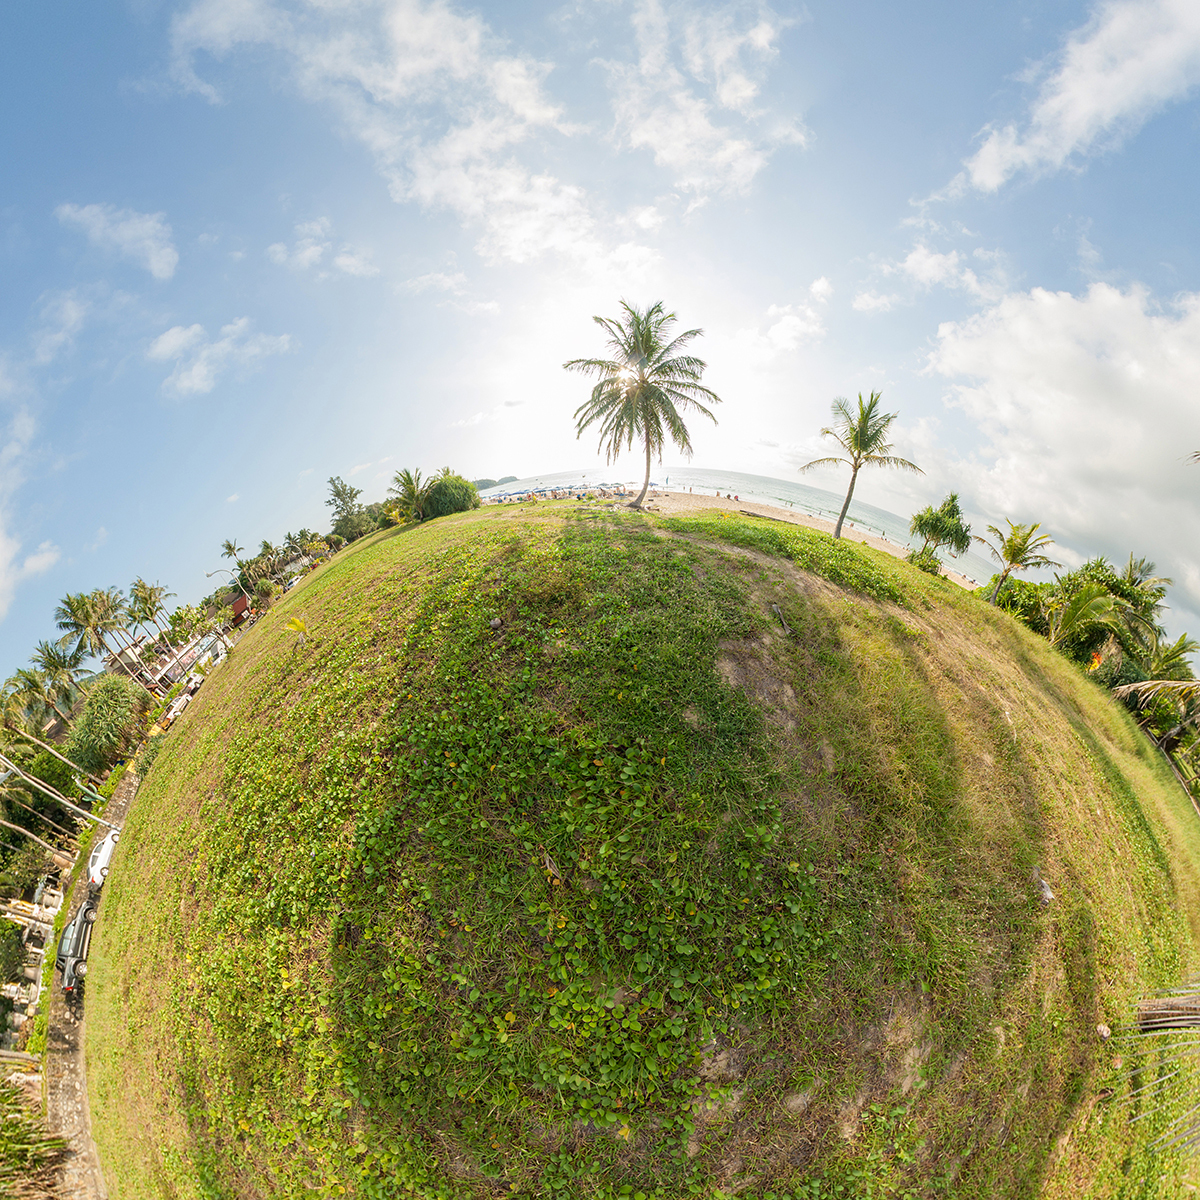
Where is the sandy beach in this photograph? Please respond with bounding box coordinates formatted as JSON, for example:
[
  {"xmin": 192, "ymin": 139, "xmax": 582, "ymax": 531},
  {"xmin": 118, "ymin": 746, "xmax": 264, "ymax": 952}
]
[{"xmin": 637, "ymin": 487, "xmax": 982, "ymax": 592}]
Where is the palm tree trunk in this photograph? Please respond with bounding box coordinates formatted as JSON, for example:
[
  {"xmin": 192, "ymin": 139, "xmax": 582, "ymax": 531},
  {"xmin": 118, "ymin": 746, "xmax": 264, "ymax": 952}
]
[
  {"xmin": 3, "ymin": 724, "xmax": 97, "ymax": 785},
  {"xmin": 0, "ymin": 817, "xmax": 59, "ymax": 855},
  {"xmin": 0, "ymin": 791, "xmax": 74, "ymax": 838},
  {"xmin": 833, "ymin": 467, "xmax": 860, "ymax": 539},
  {"xmin": 0, "ymin": 753, "xmax": 118, "ymax": 830},
  {"xmin": 631, "ymin": 434, "xmax": 652, "ymax": 509},
  {"xmin": 989, "ymin": 570, "xmax": 1010, "ymax": 605}
]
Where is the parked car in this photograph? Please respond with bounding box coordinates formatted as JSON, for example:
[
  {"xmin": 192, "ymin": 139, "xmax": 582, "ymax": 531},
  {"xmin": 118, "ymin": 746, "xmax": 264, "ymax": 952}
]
[
  {"xmin": 87, "ymin": 829, "xmax": 120, "ymax": 889},
  {"xmin": 57, "ymin": 898, "xmax": 98, "ymax": 994}
]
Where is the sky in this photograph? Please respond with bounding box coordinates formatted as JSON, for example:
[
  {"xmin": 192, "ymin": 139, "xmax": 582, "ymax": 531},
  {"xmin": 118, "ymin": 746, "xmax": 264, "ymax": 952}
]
[{"xmin": 4, "ymin": 0, "xmax": 1200, "ymax": 681}]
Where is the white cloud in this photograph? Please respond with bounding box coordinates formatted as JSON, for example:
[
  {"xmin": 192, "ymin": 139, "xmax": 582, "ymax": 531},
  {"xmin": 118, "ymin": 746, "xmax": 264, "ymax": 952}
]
[
  {"xmin": 332, "ymin": 249, "xmax": 379, "ymax": 276},
  {"xmin": 603, "ymin": 0, "xmax": 804, "ymax": 193},
  {"xmin": 728, "ymin": 298, "xmax": 825, "ymax": 361},
  {"xmin": 56, "ymin": 202, "xmax": 179, "ymax": 279},
  {"xmin": 960, "ymin": 0, "xmax": 1200, "ymax": 191},
  {"xmin": 267, "ymin": 217, "xmax": 379, "ymax": 276},
  {"xmin": 146, "ymin": 317, "xmax": 291, "ymax": 395},
  {"xmin": 852, "ymin": 290, "xmax": 898, "ymax": 313},
  {"xmin": 227, "ymin": 493, "xmax": 240, "ymax": 502},
  {"xmin": 809, "ymin": 276, "xmax": 832, "ymax": 302},
  {"xmin": 852, "ymin": 244, "xmax": 1005, "ymax": 311},
  {"xmin": 400, "ymin": 271, "xmax": 468, "ymax": 295},
  {"xmin": 33, "ymin": 290, "xmax": 91, "ymax": 363},
  {"xmin": 928, "ymin": 281, "xmax": 1200, "ymax": 615},
  {"xmin": 349, "ymin": 461, "xmax": 372, "ymax": 475},
  {"xmin": 451, "ymin": 401, "xmax": 524, "ymax": 428},
  {"xmin": 146, "ymin": 323, "xmax": 205, "ymax": 360},
  {"xmin": 171, "ymin": 0, "xmax": 625, "ymax": 267},
  {"xmin": 900, "ymin": 245, "xmax": 968, "ymax": 288}
]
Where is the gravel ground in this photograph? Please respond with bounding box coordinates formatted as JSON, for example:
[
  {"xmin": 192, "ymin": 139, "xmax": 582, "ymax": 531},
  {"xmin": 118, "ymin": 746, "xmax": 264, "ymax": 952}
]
[{"xmin": 44, "ymin": 767, "xmax": 140, "ymax": 1200}]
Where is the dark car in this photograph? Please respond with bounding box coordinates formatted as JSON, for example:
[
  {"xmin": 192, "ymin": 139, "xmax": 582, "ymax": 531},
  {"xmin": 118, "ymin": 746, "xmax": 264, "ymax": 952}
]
[{"xmin": 56, "ymin": 898, "xmax": 98, "ymax": 994}]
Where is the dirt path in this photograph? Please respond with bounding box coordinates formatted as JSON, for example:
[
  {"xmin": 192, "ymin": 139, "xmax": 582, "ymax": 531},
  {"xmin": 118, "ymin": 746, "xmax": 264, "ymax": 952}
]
[{"xmin": 44, "ymin": 767, "xmax": 140, "ymax": 1200}]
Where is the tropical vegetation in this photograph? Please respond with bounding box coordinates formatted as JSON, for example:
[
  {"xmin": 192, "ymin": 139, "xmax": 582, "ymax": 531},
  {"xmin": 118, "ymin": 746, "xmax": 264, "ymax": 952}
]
[
  {"xmin": 978, "ymin": 520, "xmax": 1062, "ymax": 603},
  {"xmin": 565, "ymin": 300, "xmax": 721, "ymax": 509},
  {"xmin": 386, "ymin": 466, "xmax": 480, "ymax": 523},
  {"xmin": 800, "ymin": 391, "xmax": 922, "ymax": 538},
  {"xmin": 906, "ymin": 492, "xmax": 973, "ymax": 575}
]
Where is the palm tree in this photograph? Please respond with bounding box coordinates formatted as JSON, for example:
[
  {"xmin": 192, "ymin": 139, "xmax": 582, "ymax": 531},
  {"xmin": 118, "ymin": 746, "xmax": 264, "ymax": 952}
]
[
  {"xmin": 54, "ymin": 591, "xmax": 107, "ymax": 661},
  {"xmin": 799, "ymin": 392, "xmax": 922, "ymax": 538},
  {"xmin": 28, "ymin": 641, "xmax": 86, "ymax": 720},
  {"xmin": 978, "ymin": 521, "xmax": 1062, "ymax": 604},
  {"xmin": 0, "ymin": 684, "xmax": 99, "ymax": 784},
  {"xmin": 1147, "ymin": 633, "xmax": 1200, "ymax": 680},
  {"xmin": 92, "ymin": 587, "xmax": 158, "ymax": 691},
  {"xmin": 221, "ymin": 539, "xmax": 243, "ymax": 560},
  {"xmin": 130, "ymin": 578, "xmax": 175, "ymax": 644},
  {"xmin": 564, "ymin": 300, "xmax": 722, "ymax": 509},
  {"xmin": 5, "ymin": 670, "xmax": 58, "ymax": 730},
  {"xmin": 1041, "ymin": 582, "xmax": 1123, "ymax": 650},
  {"xmin": 388, "ymin": 469, "xmax": 431, "ymax": 523}
]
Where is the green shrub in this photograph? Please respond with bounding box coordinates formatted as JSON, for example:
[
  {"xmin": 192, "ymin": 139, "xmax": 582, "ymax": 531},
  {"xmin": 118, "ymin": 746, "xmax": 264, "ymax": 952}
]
[
  {"xmin": 25, "ymin": 751, "xmax": 83, "ymax": 800},
  {"xmin": 0, "ymin": 1076, "xmax": 66, "ymax": 1185},
  {"xmin": 0, "ymin": 920, "xmax": 24, "ymax": 983},
  {"xmin": 65, "ymin": 675, "xmax": 152, "ymax": 774},
  {"xmin": 906, "ymin": 545, "xmax": 943, "ymax": 575},
  {"xmin": 98, "ymin": 762, "xmax": 129, "ymax": 800},
  {"xmin": 423, "ymin": 473, "xmax": 480, "ymax": 519},
  {"xmin": 133, "ymin": 735, "xmax": 164, "ymax": 778}
]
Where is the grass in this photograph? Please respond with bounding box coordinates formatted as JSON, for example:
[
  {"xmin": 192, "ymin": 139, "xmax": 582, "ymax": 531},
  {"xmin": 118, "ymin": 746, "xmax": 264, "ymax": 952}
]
[{"xmin": 87, "ymin": 504, "xmax": 1200, "ymax": 1198}]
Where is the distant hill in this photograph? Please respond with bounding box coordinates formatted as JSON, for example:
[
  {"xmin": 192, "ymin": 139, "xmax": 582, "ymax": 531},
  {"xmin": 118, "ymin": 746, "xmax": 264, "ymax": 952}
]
[
  {"xmin": 90, "ymin": 505, "xmax": 1200, "ymax": 1197},
  {"xmin": 472, "ymin": 476, "xmax": 517, "ymax": 489}
]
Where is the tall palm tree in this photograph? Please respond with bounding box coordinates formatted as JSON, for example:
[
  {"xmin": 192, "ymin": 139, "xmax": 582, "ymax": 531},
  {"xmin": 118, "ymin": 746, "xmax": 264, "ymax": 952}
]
[
  {"xmin": 799, "ymin": 392, "xmax": 922, "ymax": 538},
  {"xmin": 222, "ymin": 538, "xmax": 243, "ymax": 560},
  {"xmin": 54, "ymin": 591, "xmax": 108, "ymax": 661},
  {"xmin": 564, "ymin": 300, "xmax": 721, "ymax": 510},
  {"xmin": 28, "ymin": 641, "xmax": 86, "ymax": 720},
  {"xmin": 978, "ymin": 521, "xmax": 1061, "ymax": 604},
  {"xmin": 92, "ymin": 587, "xmax": 156, "ymax": 690},
  {"xmin": 130, "ymin": 578, "xmax": 175, "ymax": 643},
  {"xmin": 388, "ymin": 469, "xmax": 431, "ymax": 523},
  {"xmin": 5, "ymin": 669, "xmax": 58, "ymax": 729},
  {"xmin": 0, "ymin": 684, "xmax": 97, "ymax": 783}
]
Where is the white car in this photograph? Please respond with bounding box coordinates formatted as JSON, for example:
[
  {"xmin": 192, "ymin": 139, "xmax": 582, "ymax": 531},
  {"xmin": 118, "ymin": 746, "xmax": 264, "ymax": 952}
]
[{"xmin": 87, "ymin": 830, "xmax": 120, "ymax": 889}]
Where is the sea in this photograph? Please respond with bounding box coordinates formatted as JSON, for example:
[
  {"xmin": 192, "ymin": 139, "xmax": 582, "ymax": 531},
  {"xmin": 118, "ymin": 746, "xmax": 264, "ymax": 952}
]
[{"xmin": 478, "ymin": 466, "xmax": 997, "ymax": 586}]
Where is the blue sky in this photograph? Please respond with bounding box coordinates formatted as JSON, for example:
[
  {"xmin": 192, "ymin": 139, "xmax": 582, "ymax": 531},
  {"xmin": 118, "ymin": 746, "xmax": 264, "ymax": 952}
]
[{"xmin": 4, "ymin": 0, "xmax": 1200, "ymax": 681}]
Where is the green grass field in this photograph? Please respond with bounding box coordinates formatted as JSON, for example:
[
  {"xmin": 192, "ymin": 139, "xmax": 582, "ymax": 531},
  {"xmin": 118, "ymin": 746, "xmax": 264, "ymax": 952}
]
[{"xmin": 86, "ymin": 503, "xmax": 1200, "ymax": 1198}]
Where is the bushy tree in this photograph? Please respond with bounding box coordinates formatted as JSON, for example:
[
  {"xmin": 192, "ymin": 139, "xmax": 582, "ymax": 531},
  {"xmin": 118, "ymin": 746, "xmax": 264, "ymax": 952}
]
[
  {"xmin": 25, "ymin": 751, "xmax": 83, "ymax": 801},
  {"xmin": 64, "ymin": 674, "xmax": 151, "ymax": 773},
  {"xmin": 326, "ymin": 476, "xmax": 362, "ymax": 518},
  {"xmin": 424, "ymin": 472, "xmax": 480, "ymax": 519},
  {"xmin": 907, "ymin": 493, "xmax": 973, "ymax": 574},
  {"xmin": 333, "ymin": 510, "xmax": 375, "ymax": 542}
]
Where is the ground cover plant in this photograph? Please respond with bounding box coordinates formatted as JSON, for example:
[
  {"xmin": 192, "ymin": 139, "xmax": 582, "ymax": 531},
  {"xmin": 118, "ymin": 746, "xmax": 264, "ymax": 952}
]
[{"xmin": 88, "ymin": 505, "xmax": 1200, "ymax": 1199}]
